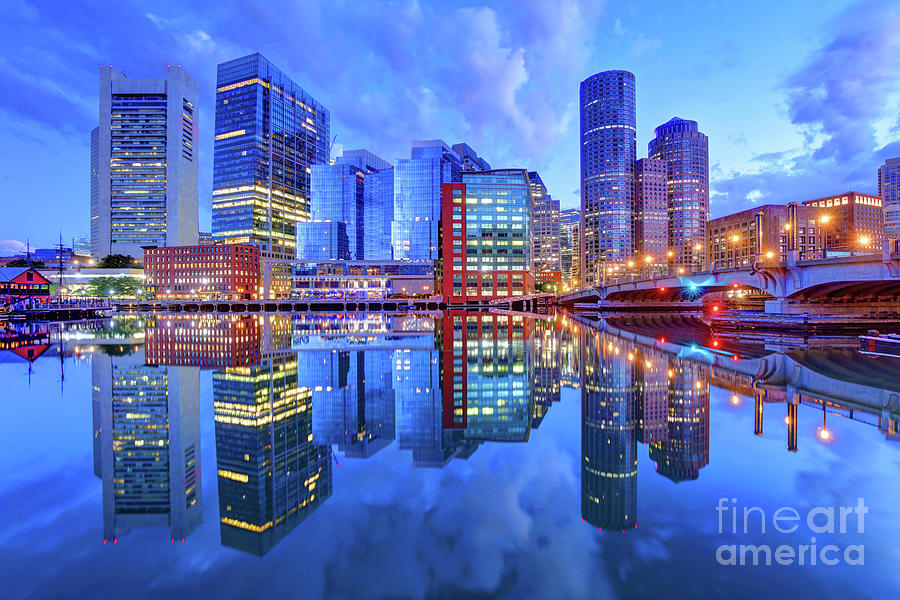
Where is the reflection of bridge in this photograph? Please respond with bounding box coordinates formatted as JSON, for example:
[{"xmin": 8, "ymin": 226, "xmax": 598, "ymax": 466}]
[
  {"xmin": 558, "ymin": 241, "xmax": 900, "ymax": 315},
  {"xmin": 579, "ymin": 315, "xmax": 900, "ymax": 448}
]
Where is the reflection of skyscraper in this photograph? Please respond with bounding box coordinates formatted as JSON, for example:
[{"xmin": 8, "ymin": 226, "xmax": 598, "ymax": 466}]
[
  {"xmin": 581, "ymin": 331, "xmax": 637, "ymax": 531},
  {"xmin": 92, "ymin": 351, "xmax": 201, "ymax": 541},
  {"xmin": 633, "ymin": 347, "xmax": 669, "ymax": 444},
  {"xmin": 440, "ymin": 312, "xmax": 535, "ymax": 442},
  {"xmin": 214, "ymin": 355, "xmax": 332, "ymax": 556},
  {"xmin": 532, "ymin": 318, "xmax": 561, "ymax": 429},
  {"xmin": 649, "ymin": 358, "xmax": 710, "ymax": 482},
  {"xmin": 310, "ymin": 350, "xmax": 396, "ymax": 458}
]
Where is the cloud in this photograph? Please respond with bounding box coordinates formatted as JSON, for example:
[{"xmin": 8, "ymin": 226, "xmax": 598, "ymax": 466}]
[
  {"xmin": 612, "ymin": 18, "xmax": 661, "ymax": 57},
  {"xmin": 0, "ymin": 239, "xmax": 26, "ymax": 255},
  {"xmin": 711, "ymin": 0, "xmax": 900, "ymax": 215}
]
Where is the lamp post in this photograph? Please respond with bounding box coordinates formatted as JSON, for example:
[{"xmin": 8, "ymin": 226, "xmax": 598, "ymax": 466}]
[
  {"xmin": 693, "ymin": 243, "xmax": 703, "ymax": 273},
  {"xmin": 729, "ymin": 233, "xmax": 741, "ymax": 268},
  {"xmin": 818, "ymin": 214, "xmax": 831, "ymax": 258}
]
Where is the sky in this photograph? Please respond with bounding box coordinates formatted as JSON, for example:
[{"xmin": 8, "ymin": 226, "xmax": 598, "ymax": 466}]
[{"xmin": 1, "ymin": 0, "xmax": 899, "ymax": 251}]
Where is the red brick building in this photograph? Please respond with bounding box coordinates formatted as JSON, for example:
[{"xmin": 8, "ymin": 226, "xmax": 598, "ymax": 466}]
[
  {"xmin": 438, "ymin": 170, "xmax": 534, "ymax": 304},
  {"xmin": 144, "ymin": 244, "xmax": 261, "ymax": 300}
]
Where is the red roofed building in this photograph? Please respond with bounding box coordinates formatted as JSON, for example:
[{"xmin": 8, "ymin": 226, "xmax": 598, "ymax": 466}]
[{"xmin": 0, "ymin": 267, "xmax": 51, "ymax": 297}]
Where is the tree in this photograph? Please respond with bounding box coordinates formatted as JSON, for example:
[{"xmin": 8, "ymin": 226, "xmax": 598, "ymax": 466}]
[
  {"xmin": 5, "ymin": 258, "xmax": 45, "ymax": 268},
  {"xmin": 98, "ymin": 254, "xmax": 136, "ymax": 269},
  {"xmin": 85, "ymin": 276, "xmax": 145, "ymax": 298}
]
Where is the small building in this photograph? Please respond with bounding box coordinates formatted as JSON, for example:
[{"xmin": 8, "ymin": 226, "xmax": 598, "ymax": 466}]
[
  {"xmin": 144, "ymin": 244, "xmax": 261, "ymax": 300},
  {"xmin": 292, "ymin": 260, "xmax": 434, "ymax": 299},
  {"xmin": 0, "ymin": 267, "xmax": 52, "ymax": 297}
]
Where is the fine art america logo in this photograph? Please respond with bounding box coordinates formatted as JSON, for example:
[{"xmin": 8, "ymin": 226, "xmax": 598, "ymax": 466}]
[{"xmin": 715, "ymin": 497, "xmax": 867, "ymax": 566}]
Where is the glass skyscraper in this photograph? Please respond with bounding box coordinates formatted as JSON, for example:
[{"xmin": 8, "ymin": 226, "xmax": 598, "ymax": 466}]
[
  {"xmin": 879, "ymin": 157, "xmax": 900, "ymax": 238},
  {"xmin": 299, "ymin": 150, "xmax": 392, "ymax": 261},
  {"xmin": 392, "ymin": 140, "xmax": 489, "ymax": 261},
  {"xmin": 559, "ymin": 208, "xmax": 581, "ymax": 287},
  {"xmin": 579, "ymin": 70, "xmax": 637, "ymax": 285},
  {"xmin": 92, "ymin": 66, "xmax": 198, "ymax": 258},
  {"xmin": 648, "ymin": 117, "xmax": 709, "ymax": 267},
  {"xmin": 212, "ymin": 53, "xmax": 330, "ymax": 266}
]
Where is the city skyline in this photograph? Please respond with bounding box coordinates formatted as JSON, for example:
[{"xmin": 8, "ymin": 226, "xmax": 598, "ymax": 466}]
[{"xmin": 2, "ymin": 0, "xmax": 899, "ymax": 251}]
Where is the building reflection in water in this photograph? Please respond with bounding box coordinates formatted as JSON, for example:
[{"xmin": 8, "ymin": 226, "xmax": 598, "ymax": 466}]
[
  {"xmin": 578, "ymin": 323, "xmax": 712, "ymax": 532},
  {"xmin": 213, "ymin": 351, "xmax": 333, "ymax": 556},
  {"xmin": 580, "ymin": 329, "xmax": 638, "ymax": 532},
  {"xmin": 82, "ymin": 311, "xmax": 900, "ymax": 550},
  {"xmin": 91, "ymin": 350, "xmax": 201, "ymax": 542}
]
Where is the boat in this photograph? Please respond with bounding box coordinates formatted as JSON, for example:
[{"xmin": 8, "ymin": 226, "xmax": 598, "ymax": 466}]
[{"xmin": 859, "ymin": 330, "xmax": 900, "ymax": 358}]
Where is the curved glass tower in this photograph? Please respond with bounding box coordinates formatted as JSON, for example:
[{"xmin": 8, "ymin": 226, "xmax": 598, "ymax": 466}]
[
  {"xmin": 648, "ymin": 117, "xmax": 709, "ymax": 268},
  {"xmin": 579, "ymin": 70, "xmax": 636, "ymax": 286}
]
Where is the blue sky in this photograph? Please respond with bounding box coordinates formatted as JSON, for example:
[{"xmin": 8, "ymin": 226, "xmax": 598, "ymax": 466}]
[{"xmin": 1, "ymin": 0, "xmax": 899, "ymax": 251}]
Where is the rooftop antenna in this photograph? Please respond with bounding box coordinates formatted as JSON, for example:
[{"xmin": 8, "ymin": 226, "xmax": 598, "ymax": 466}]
[{"xmin": 25, "ymin": 239, "xmax": 31, "ymax": 267}]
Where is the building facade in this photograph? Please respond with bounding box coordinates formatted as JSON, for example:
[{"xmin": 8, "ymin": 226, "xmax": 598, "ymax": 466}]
[
  {"xmin": 634, "ymin": 158, "xmax": 668, "ymax": 266},
  {"xmin": 211, "ymin": 53, "xmax": 330, "ymax": 276},
  {"xmin": 439, "ymin": 170, "xmax": 534, "ymax": 303},
  {"xmin": 580, "ymin": 70, "xmax": 637, "ymax": 285},
  {"xmin": 529, "ymin": 171, "xmax": 562, "ymax": 286},
  {"xmin": 144, "ymin": 244, "xmax": 261, "ymax": 300},
  {"xmin": 707, "ymin": 204, "xmax": 825, "ymax": 266},
  {"xmin": 0, "ymin": 267, "xmax": 51, "ymax": 297},
  {"xmin": 92, "ymin": 66, "xmax": 199, "ymax": 259},
  {"xmin": 296, "ymin": 221, "xmax": 349, "ymax": 262},
  {"xmin": 392, "ymin": 140, "xmax": 488, "ymax": 261},
  {"xmin": 648, "ymin": 117, "xmax": 709, "ymax": 268},
  {"xmin": 801, "ymin": 192, "xmax": 885, "ymax": 250},
  {"xmin": 879, "ymin": 157, "xmax": 900, "ymax": 239},
  {"xmin": 292, "ymin": 260, "xmax": 434, "ymax": 299}
]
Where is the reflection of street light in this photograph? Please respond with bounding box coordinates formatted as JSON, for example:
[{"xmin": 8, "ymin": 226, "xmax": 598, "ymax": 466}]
[{"xmin": 730, "ymin": 394, "xmax": 741, "ymax": 406}]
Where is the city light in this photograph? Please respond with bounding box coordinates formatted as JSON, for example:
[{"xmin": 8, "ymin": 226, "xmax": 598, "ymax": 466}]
[
  {"xmin": 859, "ymin": 235, "xmax": 871, "ymax": 246},
  {"xmin": 765, "ymin": 251, "xmax": 774, "ymax": 259},
  {"xmin": 730, "ymin": 394, "xmax": 741, "ymax": 406},
  {"xmin": 818, "ymin": 428, "xmax": 832, "ymax": 442}
]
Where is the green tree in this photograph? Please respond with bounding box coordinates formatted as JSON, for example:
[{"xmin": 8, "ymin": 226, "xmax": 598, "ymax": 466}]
[
  {"xmin": 85, "ymin": 276, "xmax": 146, "ymax": 298},
  {"xmin": 5, "ymin": 258, "xmax": 45, "ymax": 268},
  {"xmin": 98, "ymin": 254, "xmax": 136, "ymax": 269}
]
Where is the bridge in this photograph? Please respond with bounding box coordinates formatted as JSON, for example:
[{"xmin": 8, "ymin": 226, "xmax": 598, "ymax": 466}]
[
  {"xmin": 113, "ymin": 296, "xmax": 444, "ymax": 315},
  {"xmin": 557, "ymin": 240, "xmax": 900, "ymax": 315}
]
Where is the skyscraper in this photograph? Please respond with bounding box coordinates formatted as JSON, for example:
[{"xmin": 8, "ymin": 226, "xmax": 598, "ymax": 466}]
[
  {"xmin": 392, "ymin": 140, "xmax": 488, "ymax": 261},
  {"xmin": 879, "ymin": 157, "xmax": 900, "ymax": 239},
  {"xmin": 559, "ymin": 208, "xmax": 581, "ymax": 287},
  {"xmin": 529, "ymin": 171, "xmax": 562, "ymax": 286},
  {"xmin": 299, "ymin": 150, "xmax": 392, "ymax": 261},
  {"xmin": 92, "ymin": 66, "xmax": 198, "ymax": 259},
  {"xmin": 648, "ymin": 117, "xmax": 709, "ymax": 268},
  {"xmin": 579, "ymin": 70, "xmax": 637, "ymax": 285},
  {"xmin": 634, "ymin": 158, "xmax": 668, "ymax": 265},
  {"xmin": 212, "ymin": 53, "xmax": 330, "ymax": 269}
]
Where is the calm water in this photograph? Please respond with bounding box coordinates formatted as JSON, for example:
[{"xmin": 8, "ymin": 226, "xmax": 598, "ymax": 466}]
[{"xmin": 2, "ymin": 312, "xmax": 899, "ymax": 599}]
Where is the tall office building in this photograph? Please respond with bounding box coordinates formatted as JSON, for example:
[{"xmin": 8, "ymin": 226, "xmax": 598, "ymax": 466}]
[
  {"xmin": 559, "ymin": 208, "xmax": 581, "ymax": 287},
  {"xmin": 92, "ymin": 352, "xmax": 201, "ymax": 541},
  {"xmin": 529, "ymin": 171, "xmax": 562, "ymax": 286},
  {"xmin": 879, "ymin": 157, "xmax": 900, "ymax": 239},
  {"xmin": 299, "ymin": 150, "xmax": 392, "ymax": 261},
  {"xmin": 634, "ymin": 158, "xmax": 668, "ymax": 265},
  {"xmin": 579, "ymin": 70, "xmax": 637, "ymax": 285},
  {"xmin": 439, "ymin": 169, "xmax": 534, "ymax": 302},
  {"xmin": 92, "ymin": 66, "xmax": 198, "ymax": 259},
  {"xmin": 648, "ymin": 117, "xmax": 709, "ymax": 268},
  {"xmin": 212, "ymin": 53, "xmax": 330, "ymax": 274},
  {"xmin": 392, "ymin": 140, "xmax": 489, "ymax": 261}
]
